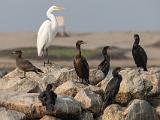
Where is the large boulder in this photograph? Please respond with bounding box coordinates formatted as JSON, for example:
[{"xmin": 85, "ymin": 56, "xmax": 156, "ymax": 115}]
[
  {"xmin": 0, "ymin": 107, "xmax": 26, "ymax": 120},
  {"xmin": 57, "ymin": 69, "xmax": 105, "ymax": 86},
  {"xmin": 116, "ymin": 68, "xmax": 153, "ymax": 105},
  {"xmin": 0, "ymin": 92, "xmax": 81, "ymax": 119},
  {"xmin": 125, "ymin": 99, "xmax": 159, "ymax": 120},
  {"xmin": 74, "ymin": 89, "xmax": 103, "ymax": 113},
  {"xmin": 0, "ymin": 69, "xmax": 40, "ymax": 93},
  {"xmin": 0, "ymin": 63, "xmax": 69, "ymax": 92},
  {"xmin": 54, "ymin": 80, "xmax": 86, "ymax": 97},
  {"xmin": 148, "ymin": 95, "xmax": 160, "ymax": 119},
  {"xmin": 101, "ymin": 104, "xmax": 125, "ymax": 120},
  {"xmin": 141, "ymin": 67, "xmax": 160, "ymax": 96}
]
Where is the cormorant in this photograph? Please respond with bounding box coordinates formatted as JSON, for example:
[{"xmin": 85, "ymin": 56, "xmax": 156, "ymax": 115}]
[
  {"xmin": 103, "ymin": 67, "xmax": 122, "ymax": 109},
  {"xmin": 98, "ymin": 46, "xmax": 110, "ymax": 77},
  {"xmin": 132, "ymin": 34, "xmax": 148, "ymax": 71},
  {"xmin": 38, "ymin": 84, "xmax": 57, "ymax": 114},
  {"xmin": 12, "ymin": 50, "xmax": 43, "ymax": 79},
  {"xmin": 73, "ymin": 40, "xmax": 90, "ymax": 85}
]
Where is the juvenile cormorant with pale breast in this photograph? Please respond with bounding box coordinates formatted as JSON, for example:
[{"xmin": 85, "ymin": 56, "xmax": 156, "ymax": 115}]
[
  {"xmin": 132, "ymin": 34, "xmax": 148, "ymax": 71},
  {"xmin": 73, "ymin": 40, "xmax": 90, "ymax": 85},
  {"xmin": 12, "ymin": 50, "xmax": 43, "ymax": 79},
  {"xmin": 98, "ymin": 46, "xmax": 110, "ymax": 77}
]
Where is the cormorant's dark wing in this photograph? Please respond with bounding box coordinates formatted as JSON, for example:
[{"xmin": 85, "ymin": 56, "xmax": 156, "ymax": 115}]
[
  {"xmin": 80, "ymin": 56, "xmax": 89, "ymax": 79},
  {"xmin": 98, "ymin": 59, "xmax": 110, "ymax": 77},
  {"xmin": 139, "ymin": 46, "xmax": 147, "ymax": 66}
]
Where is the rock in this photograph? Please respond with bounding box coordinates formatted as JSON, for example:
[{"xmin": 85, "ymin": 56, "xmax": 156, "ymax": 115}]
[
  {"xmin": 0, "ymin": 107, "xmax": 26, "ymax": 120},
  {"xmin": 148, "ymin": 95, "xmax": 160, "ymax": 119},
  {"xmin": 0, "ymin": 63, "xmax": 69, "ymax": 92},
  {"xmin": 0, "ymin": 69, "xmax": 40, "ymax": 93},
  {"xmin": 80, "ymin": 111, "xmax": 94, "ymax": 120},
  {"xmin": 141, "ymin": 67, "xmax": 160, "ymax": 96},
  {"xmin": 55, "ymin": 80, "xmax": 86, "ymax": 97},
  {"xmin": 40, "ymin": 115, "xmax": 61, "ymax": 120},
  {"xmin": 0, "ymin": 69, "xmax": 8, "ymax": 78},
  {"xmin": 84, "ymin": 85, "xmax": 104, "ymax": 99},
  {"xmin": 89, "ymin": 69, "xmax": 105, "ymax": 85},
  {"xmin": 125, "ymin": 99, "xmax": 159, "ymax": 120},
  {"xmin": 101, "ymin": 104, "xmax": 125, "ymax": 120},
  {"xmin": 75, "ymin": 89, "xmax": 103, "ymax": 113},
  {"xmin": 0, "ymin": 92, "xmax": 81, "ymax": 119},
  {"xmin": 116, "ymin": 68, "xmax": 153, "ymax": 105},
  {"xmin": 57, "ymin": 69, "xmax": 105, "ymax": 86}
]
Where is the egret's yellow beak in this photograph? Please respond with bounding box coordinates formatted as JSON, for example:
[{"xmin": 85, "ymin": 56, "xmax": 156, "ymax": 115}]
[{"xmin": 54, "ymin": 6, "xmax": 64, "ymax": 11}]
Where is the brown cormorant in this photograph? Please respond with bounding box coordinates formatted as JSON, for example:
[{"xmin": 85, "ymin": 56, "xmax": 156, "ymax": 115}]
[
  {"xmin": 132, "ymin": 34, "xmax": 148, "ymax": 71},
  {"xmin": 103, "ymin": 67, "xmax": 122, "ymax": 109},
  {"xmin": 73, "ymin": 40, "xmax": 90, "ymax": 85},
  {"xmin": 38, "ymin": 84, "xmax": 57, "ymax": 114},
  {"xmin": 98, "ymin": 46, "xmax": 110, "ymax": 77},
  {"xmin": 12, "ymin": 50, "xmax": 43, "ymax": 79}
]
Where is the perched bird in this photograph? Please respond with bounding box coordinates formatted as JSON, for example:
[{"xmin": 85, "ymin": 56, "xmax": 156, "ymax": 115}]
[
  {"xmin": 38, "ymin": 84, "xmax": 57, "ymax": 113},
  {"xmin": 103, "ymin": 67, "xmax": 122, "ymax": 109},
  {"xmin": 37, "ymin": 6, "xmax": 64, "ymax": 66},
  {"xmin": 98, "ymin": 46, "xmax": 110, "ymax": 77},
  {"xmin": 12, "ymin": 50, "xmax": 43, "ymax": 79},
  {"xmin": 132, "ymin": 34, "xmax": 148, "ymax": 71},
  {"xmin": 73, "ymin": 40, "xmax": 90, "ymax": 85}
]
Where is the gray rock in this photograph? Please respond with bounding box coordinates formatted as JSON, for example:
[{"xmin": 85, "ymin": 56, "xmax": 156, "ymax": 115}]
[
  {"xmin": 55, "ymin": 80, "xmax": 86, "ymax": 97},
  {"xmin": 75, "ymin": 89, "xmax": 103, "ymax": 113},
  {"xmin": 0, "ymin": 107, "xmax": 26, "ymax": 120},
  {"xmin": 57, "ymin": 69, "xmax": 105, "ymax": 86},
  {"xmin": 0, "ymin": 69, "xmax": 40, "ymax": 93},
  {"xmin": 125, "ymin": 99, "xmax": 159, "ymax": 120},
  {"xmin": 80, "ymin": 111, "xmax": 94, "ymax": 120},
  {"xmin": 101, "ymin": 104, "xmax": 125, "ymax": 120},
  {"xmin": 0, "ymin": 91, "xmax": 81, "ymax": 119},
  {"xmin": 116, "ymin": 68, "xmax": 153, "ymax": 104}
]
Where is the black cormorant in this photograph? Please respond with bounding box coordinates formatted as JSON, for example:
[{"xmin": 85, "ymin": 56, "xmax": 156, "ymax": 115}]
[
  {"xmin": 73, "ymin": 40, "xmax": 90, "ymax": 85},
  {"xmin": 132, "ymin": 34, "xmax": 148, "ymax": 71},
  {"xmin": 12, "ymin": 50, "xmax": 43, "ymax": 79},
  {"xmin": 103, "ymin": 67, "xmax": 122, "ymax": 109},
  {"xmin": 98, "ymin": 46, "xmax": 110, "ymax": 77},
  {"xmin": 38, "ymin": 84, "xmax": 57, "ymax": 113}
]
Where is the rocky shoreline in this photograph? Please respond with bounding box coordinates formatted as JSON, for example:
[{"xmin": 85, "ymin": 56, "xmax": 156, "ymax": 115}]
[{"xmin": 0, "ymin": 63, "xmax": 160, "ymax": 120}]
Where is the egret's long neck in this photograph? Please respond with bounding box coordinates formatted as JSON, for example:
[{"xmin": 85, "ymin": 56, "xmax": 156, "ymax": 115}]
[{"xmin": 47, "ymin": 10, "xmax": 57, "ymax": 27}]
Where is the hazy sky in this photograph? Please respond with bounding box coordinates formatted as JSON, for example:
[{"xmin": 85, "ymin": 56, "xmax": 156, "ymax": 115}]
[{"xmin": 0, "ymin": 0, "xmax": 160, "ymax": 32}]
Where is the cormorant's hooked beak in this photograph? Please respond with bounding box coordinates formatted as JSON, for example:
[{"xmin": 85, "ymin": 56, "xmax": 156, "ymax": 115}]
[{"xmin": 54, "ymin": 6, "xmax": 64, "ymax": 11}]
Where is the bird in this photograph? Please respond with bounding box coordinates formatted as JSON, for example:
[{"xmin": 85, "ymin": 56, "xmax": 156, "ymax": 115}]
[
  {"xmin": 98, "ymin": 46, "xmax": 110, "ymax": 77},
  {"xmin": 132, "ymin": 34, "xmax": 148, "ymax": 71},
  {"xmin": 38, "ymin": 84, "xmax": 57, "ymax": 114},
  {"xmin": 73, "ymin": 40, "xmax": 90, "ymax": 85},
  {"xmin": 37, "ymin": 6, "xmax": 64, "ymax": 66},
  {"xmin": 103, "ymin": 67, "xmax": 122, "ymax": 109},
  {"xmin": 12, "ymin": 50, "xmax": 43, "ymax": 79}
]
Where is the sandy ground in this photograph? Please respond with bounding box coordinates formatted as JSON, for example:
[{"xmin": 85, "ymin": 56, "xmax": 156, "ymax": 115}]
[{"xmin": 0, "ymin": 32, "xmax": 160, "ymax": 69}]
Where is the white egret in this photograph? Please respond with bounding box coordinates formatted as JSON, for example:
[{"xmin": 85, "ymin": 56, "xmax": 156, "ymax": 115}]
[{"xmin": 37, "ymin": 6, "xmax": 64, "ymax": 66}]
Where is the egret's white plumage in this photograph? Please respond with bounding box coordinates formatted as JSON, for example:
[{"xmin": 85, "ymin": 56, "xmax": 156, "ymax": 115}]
[{"xmin": 37, "ymin": 6, "xmax": 64, "ymax": 57}]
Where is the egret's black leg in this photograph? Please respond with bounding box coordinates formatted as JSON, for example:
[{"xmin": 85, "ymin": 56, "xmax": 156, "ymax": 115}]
[{"xmin": 46, "ymin": 48, "xmax": 50, "ymax": 64}]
